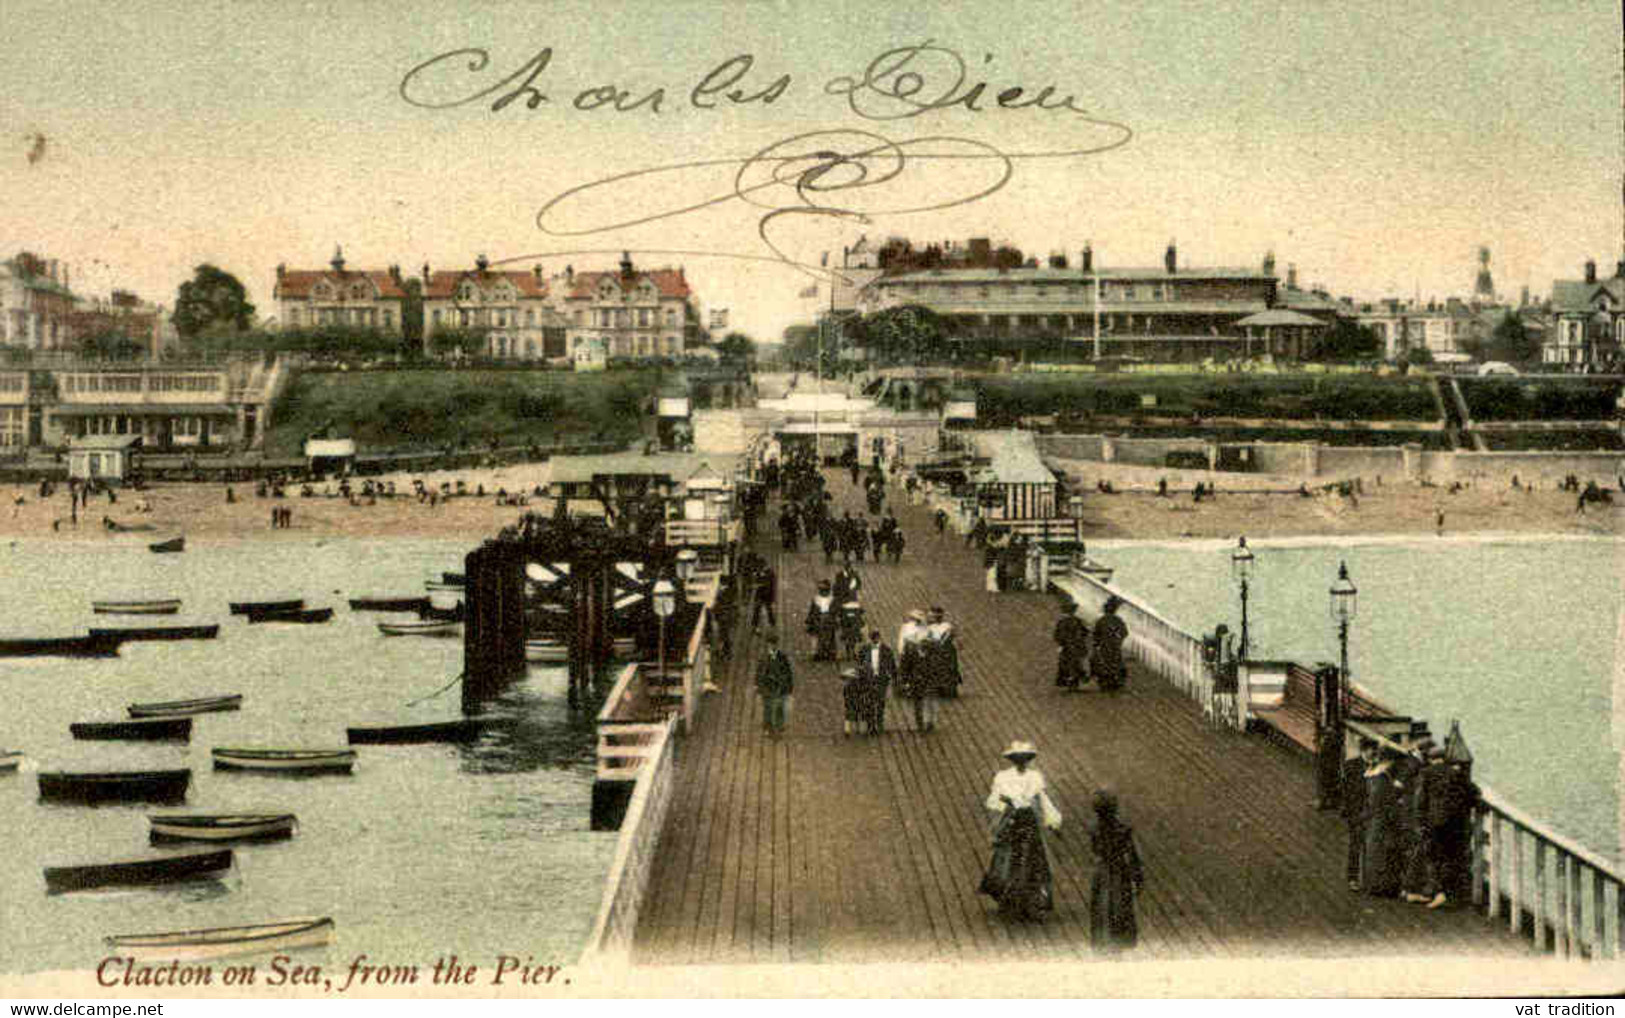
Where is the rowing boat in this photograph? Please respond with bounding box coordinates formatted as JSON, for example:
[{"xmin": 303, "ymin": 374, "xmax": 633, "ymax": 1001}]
[
  {"xmin": 1, "ymin": 750, "xmax": 21, "ymax": 772},
  {"xmin": 348, "ymin": 595, "xmax": 431, "ymax": 613},
  {"xmin": 376, "ymin": 619, "xmax": 459, "ymax": 637},
  {"xmin": 45, "ymin": 849, "xmax": 232, "ymax": 894},
  {"xmin": 90, "ymin": 623, "xmax": 220, "ymax": 644},
  {"xmin": 346, "ymin": 719, "xmax": 484, "ymax": 744},
  {"xmin": 148, "ymin": 537, "xmax": 185, "ymax": 554},
  {"xmin": 104, "ymin": 916, "xmax": 334, "ymax": 961},
  {"xmin": 245, "ymin": 607, "xmax": 333, "ymax": 624},
  {"xmin": 71, "ymin": 717, "xmax": 192, "ymax": 741},
  {"xmin": 91, "ymin": 599, "xmax": 182, "ymax": 615},
  {"xmin": 0, "ymin": 634, "xmax": 121, "ymax": 658},
  {"xmin": 38, "ymin": 769, "xmax": 191, "ymax": 804},
  {"xmin": 212, "ymin": 748, "xmax": 356, "ymax": 774},
  {"xmin": 128, "ymin": 694, "xmax": 242, "ymax": 718},
  {"xmin": 148, "ymin": 813, "xmax": 297, "ymax": 844},
  {"xmin": 229, "ymin": 598, "xmax": 302, "ymax": 615}
]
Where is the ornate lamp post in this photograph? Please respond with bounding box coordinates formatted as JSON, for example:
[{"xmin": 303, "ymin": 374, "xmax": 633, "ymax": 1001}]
[
  {"xmin": 1317, "ymin": 560, "xmax": 1359, "ymax": 810},
  {"xmin": 653, "ymin": 579, "xmax": 676, "ymax": 678},
  {"xmin": 1230, "ymin": 536, "xmax": 1255, "ymax": 660}
]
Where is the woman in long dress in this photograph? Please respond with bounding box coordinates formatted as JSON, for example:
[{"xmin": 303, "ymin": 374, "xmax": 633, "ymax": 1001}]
[
  {"xmin": 1360, "ymin": 747, "xmax": 1408, "ymax": 897},
  {"xmin": 1091, "ymin": 596, "xmax": 1130, "ymax": 692},
  {"xmin": 1088, "ymin": 788, "xmax": 1145, "ymax": 953},
  {"xmin": 979, "ymin": 741, "xmax": 1062, "ymax": 921}
]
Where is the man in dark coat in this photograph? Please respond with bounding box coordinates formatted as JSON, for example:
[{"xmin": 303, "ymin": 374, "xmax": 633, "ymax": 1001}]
[
  {"xmin": 832, "ymin": 563, "xmax": 862, "ymax": 606},
  {"xmin": 1415, "ymin": 748, "xmax": 1480, "ymax": 908},
  {"xmin": 819, "ymin": 517, "xmax": 839, "ymax": 565},
  {"xmin": 1342, "ymin": 737, "xmax": 1379, "ymax": 890},
  {"xmin": 1092, "ymin": 596, "xmax": 1130, "ymax": 692},
  {"xmin": 751, "ymin": 563, "xmax": 777, "ymax": 632},
  {"xmin": 754, "ymin": 629, "xmax": 794, "ymax": 737},
  {"xmin": 854, "ymin": 628, "xmax": 898, "ymax": 735},
  {"xmin": 778, "ymin": 505, "xmax": 800, "ymax": 551},
  {"xmin": 1053, "ymin": 601, "xmax": 1091, "ymax": 690}
]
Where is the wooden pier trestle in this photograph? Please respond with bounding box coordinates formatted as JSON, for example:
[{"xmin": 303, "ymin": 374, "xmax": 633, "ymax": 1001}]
[{"xmin": 626, "ymin": 468, "xmax": 1536, "ymax": 967}]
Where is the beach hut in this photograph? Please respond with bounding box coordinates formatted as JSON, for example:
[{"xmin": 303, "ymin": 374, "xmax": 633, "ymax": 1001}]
[
  {"xmin": 303, "ymin": 438, "xmax": 356, "ymax": 476},
  {"xmin": 67, "ymin": 434, "xmax": 141, "ymax": 483}
]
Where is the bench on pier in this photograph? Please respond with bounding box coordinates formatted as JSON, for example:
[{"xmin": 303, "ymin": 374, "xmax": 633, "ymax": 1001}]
[{"xmin": 1244, "ymin": 661, "xmax": 1409, "ymax": 755}]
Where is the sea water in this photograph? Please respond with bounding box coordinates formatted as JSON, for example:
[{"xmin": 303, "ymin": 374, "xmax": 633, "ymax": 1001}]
[
  {"xmin": 0, "ymin": 536, "xmax": 614, "ymax": 978},
  {"xmin": 1093, "ymin": 535, "xmax": 1625, "ymax": 867}
]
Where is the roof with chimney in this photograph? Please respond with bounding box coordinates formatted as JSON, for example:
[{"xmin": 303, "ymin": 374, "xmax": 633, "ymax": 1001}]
[
  {"xmin": 421, "ymin": 266, "xmax": 549, "ymax": 300},
  {"xmin": 878, "ymin": 265, "xmax": 1270, "ymax": 285},
  {"xmin": 274, "ymin": 248, "xmax": 409, "ymax": 300},
  {"xmin": 563, "ymin": 260, "xmax": 691, "ymax": 301},
  {"xmin": 1551, "ymin": 272, "xmax": 1625, "ymax": 315}
]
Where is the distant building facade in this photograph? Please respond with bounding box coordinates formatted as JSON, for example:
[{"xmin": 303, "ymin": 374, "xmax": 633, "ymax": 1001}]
[
  {"xmin": 0, "ymin": 252, "xmax": 78, "ymax": 350},
  {"xmin": 1548, "ymin": 259, "xmax": 1625, "ymax": 368},
  {"xmin": 560, "ymin": 253, "xmax": 691, "ymax": 360},
  {"xmin": 421, "ymin": 256, "xmax": 568, "ymax": 361},
  {"xmin": 273, "ymin": 247, "xmax": 410, "ymax": 335},
  {"xmin": 66, "ymin": 290, "xmax": 172, "ymax": 359}
]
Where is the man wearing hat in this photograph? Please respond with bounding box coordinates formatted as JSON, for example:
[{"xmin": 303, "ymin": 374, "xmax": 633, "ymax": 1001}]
[
  {"xmin": 1341, "ymin": 737, "xmax": 1380, "ymax": 890},
  {"xmin": 754, "ymin": 629, "xmax": 794, "ymax": 737},
  {"xmin": 1053, "ymin": 599, "xmax": 1091, "ymax": 691},
  {"xmin": 1412, "ymin": 742, "xmax": 1480, "ymax": 908},
  {"xmin": 855, "ymin": 627, "xmax": 898, "ymax": 735},
  {"xmin": 979, "ymin": 740, "xmax": 1062, "ymax": 921}
]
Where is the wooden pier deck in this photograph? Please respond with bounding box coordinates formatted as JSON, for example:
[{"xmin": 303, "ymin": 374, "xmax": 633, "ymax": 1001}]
[{"xmin": 630, "ymin": 470, "xmax": 1534, "ymax": 966}]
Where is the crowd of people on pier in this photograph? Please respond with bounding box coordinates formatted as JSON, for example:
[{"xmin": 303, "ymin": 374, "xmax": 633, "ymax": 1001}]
[{"xmin": 738, "ymin": 446, "xmax": 1145, "ymax": 952}]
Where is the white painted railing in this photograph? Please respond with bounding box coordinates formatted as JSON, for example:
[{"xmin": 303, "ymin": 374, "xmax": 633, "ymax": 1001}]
[{"xmin": 580, "ymin": 713, "xmax": 680, "ymax": 962}]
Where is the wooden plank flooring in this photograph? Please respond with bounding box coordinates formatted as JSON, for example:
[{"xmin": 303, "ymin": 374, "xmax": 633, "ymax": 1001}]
[{"xmin": 631, "ymin": 469, "xmax": 1533, "ymax": 964}]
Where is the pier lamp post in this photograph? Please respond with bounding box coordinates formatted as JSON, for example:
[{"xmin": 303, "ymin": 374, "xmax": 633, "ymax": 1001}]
[
  {"xmin": 653, "ymin": 579, "xmax": 676, "ymax": 679},
  {"xmin": 1230, "ymin": 536, "xmax": 1255, "ymax": 661},
  {"xmin": 1317, "ymin": 560, "xmax": 1359, "ymax": 810}
]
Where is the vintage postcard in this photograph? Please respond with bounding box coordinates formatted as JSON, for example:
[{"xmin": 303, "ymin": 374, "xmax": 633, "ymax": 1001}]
[{"xmin": 2, "ymin": 0, "xmax": 1623, "ymax": 1002}]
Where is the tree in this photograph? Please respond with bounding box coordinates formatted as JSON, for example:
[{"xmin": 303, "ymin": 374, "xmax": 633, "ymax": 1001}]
[
  {"xmin": 173, "ymin": 264, "xmax": 255, "ymax": 340},
  {"xmin": 716, "ymin": 332, "xmax": 755, "ymax": 368},
  {"xmin": 428, "ymin": 326, "xmax": 491, "ymax": 359},
  {"xmin": 76, "ymin": 330, "xmax": 145, "ymax": 361},
  {"xmin": 1487, "ymin": 312, "xmax": 1540, "ymax": 364},
  {"xmin": 1309, "ymin": 319, "xmax": 1381, "ymax": 362}
]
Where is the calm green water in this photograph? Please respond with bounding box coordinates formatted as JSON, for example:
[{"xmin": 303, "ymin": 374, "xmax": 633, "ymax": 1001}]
[
  {"xmin": 1095, "ymin": 535, "xmax": 1624, "ymax": 866},
  {"xmin": 0, "ymin": 537, "xmax": 614, "ymax": 977}
]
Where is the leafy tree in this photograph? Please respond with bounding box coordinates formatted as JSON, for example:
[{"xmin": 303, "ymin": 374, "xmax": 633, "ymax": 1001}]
[
  {"xmin": 849, "ymin": 304, "xmax": 948, "ymax": 364},
  {"xmin": 1487, "ymin": 312, "xmax": 1540, "ymax": 364},
  {"xmin": 428, "ymin": 327, "xmax": 492, "ymax": 359},
  {"xmin": 1309, "ymin": 319, "xmax": 1381, "ymax": 362},
  {"xmin": 716, "ymin": 331, "xmax": 755, "ymax": 368},
  {"xmin": 173, "ymin": 264, "xmax": 255, "ymax": 340}
]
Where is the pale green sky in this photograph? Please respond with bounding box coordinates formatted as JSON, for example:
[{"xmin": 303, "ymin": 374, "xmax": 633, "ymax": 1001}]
[{"xmin": 3, "ymin": 0, "xmax": 1620, "ymax": 342}]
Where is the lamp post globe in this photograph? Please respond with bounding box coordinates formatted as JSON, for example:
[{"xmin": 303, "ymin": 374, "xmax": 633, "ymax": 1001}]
[{"xmin": 1231, "ymin": 536, "xmax": 1255, "ymax": 660}]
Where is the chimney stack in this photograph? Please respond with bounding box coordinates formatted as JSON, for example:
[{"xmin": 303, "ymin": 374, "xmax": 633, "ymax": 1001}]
[
  {"xmin": 1615, "ymin": 260, "xmax": 1624, "ymax": 279},
  {"xmin": 533, "ymin": 264, "xmax": 543, "ymax": 283},
  {"xmin": 1585, "ymin": 259, "xmax": 1597, "ymax": 283},
  {"xmin": 1287, "ymin": 264, "xmax": 1298, "ymax": 290},
  {"xmin": 1080, "ymin": 243, "xmax": 1093, "ymax": 273},
  {"xmin": 1165, "ymin": 242, "xmax": 1177, "ymax": 275},
  {"xmin": 422, "ymin": 263, "xmax": 431, "ymax": 282}
]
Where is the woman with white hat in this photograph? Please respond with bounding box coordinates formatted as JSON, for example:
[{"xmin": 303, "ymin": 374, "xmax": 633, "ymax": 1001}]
[{"xmin": 979, "ymin": 740, "xmax": 1062, "ymax": 921}]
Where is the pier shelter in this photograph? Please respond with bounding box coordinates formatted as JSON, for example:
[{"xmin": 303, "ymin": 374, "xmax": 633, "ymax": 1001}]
[{"xmin": 66, "ymin": 433, "xmax": 140, "ymax": 482}]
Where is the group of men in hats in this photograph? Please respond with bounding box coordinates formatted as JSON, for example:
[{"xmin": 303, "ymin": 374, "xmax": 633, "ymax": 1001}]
[{"xmin": 1052, "ymin": 595, "xmax": 1130, "ymax": 693}]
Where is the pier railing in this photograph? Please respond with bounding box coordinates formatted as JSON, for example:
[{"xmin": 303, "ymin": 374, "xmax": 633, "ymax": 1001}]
[
  {"xmin": 595, "ymin": 663, "xmax": 672, "ymax": 781},
  {"xmin": 1054, "ymin": 573, "xmax": 1239, "ymax": 729},
  {"xmin": 581, "ymin": 712, "xmax": 680, "ymax": 962}
]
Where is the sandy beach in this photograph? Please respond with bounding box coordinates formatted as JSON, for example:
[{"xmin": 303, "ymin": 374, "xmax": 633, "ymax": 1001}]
[{"xmin": 2, "ymin": 456, "xmax": 1618, "ymax": 546}]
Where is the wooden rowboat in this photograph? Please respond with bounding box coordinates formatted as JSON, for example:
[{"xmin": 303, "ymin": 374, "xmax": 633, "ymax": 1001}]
[
  {"xmin": 105, "ymin": 916, "xmax": 334, "ymax": 961},
  {"xmin": 212, "ymin": 748, "xmax": 355, "ymax": 774},
  {"xmin": 377, "ymin": 619, "xmax": 459, "ymax": 637},
  {"xmin": 348, "ymin": 595, "xmax": 431, "ymax": 613},
  {"xmin": 246, "ymin": 607, "xmax": 333, "ymax": 625},
  {"xmin": 526, "ymin": 639, "xmax": 568, "ymax": 663},
  {"xmin": 45, "ymin": 848, "xmax": 232, "ymax": 894},
  {"xmin": 128, "ymin": 694, "xmax": 242, "ymax": 718},
  {"xmin": 229, "ymin": 598, "xmax": 302, "ymax": 616},
  {"xmin": 0, "ymin": 634, "xmax": 121, "ymax": 658},
  {"xmin": 346, "ymin": 719, "xmax": 484, "ymax": 744},
  {"xmin": 148, "ymin": 537, "xmax": 185, "ymax": 554},
  {"xmin": 148, "ymin": 813, "xmax": 297, "ymax": 844},
  {"xmin": 38, "ymin": 769, "xmax": 190, "ymax": 804},
  {"xmin": 91, "ymin": 599, "xmax": 182, "ymax": 615},
  {"xmin": 71, "ymin": 717, "xmax": 192, "ymax": 741},
  {"xmin": 90, "ymin": 623, "xmax": 220, "ymax": 644},
  {"xmin": 1, "ymin": 750, "xmax": 21, "ymax": 772}
]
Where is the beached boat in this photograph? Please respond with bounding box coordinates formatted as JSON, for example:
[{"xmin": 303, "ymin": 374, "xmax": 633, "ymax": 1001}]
[
  {"xmin": 1, "ymin": 750, "xmax": 21, "ymax": 772},
  {"xmin": 148, "ymin": 537, "xmax": 185, "ymax": 554},
  {"xmin": 526, "ymin": 639, "xmax": 568, "ymax": 663},
  {"xmin": 346, "ymin": 718, "xmax": 484, "ymax": 744},
  {"xmin": 229, "ymin": 598, "xmax": 303, "ymax": 615},
  {"xmin": 91, "ymin": 599, "xmax": 182, "ymax": 615},
  {"xmin": 148, "ymin": 812, "xmax": 297, "ymax": 844},
  {"xmin": 70, "ymin": 717, "xmax": 192, "ymax": 741},
  {"xmin": 38, "ymin": 769, "xmax": 191, "ymax": 804},
  {"xmin": 45, "ymin": 848, "xmax": 233, "ymax": 894},
  {"xmin": 104, "ymin": 916, "xmax": 333, "ymax": 961},
  {"xmin": 128, "ymin": 694, "xmax": 242, "ymax": 718},
  {"xmin": 0, "ymin": 634, "xmax": 121, "ymax": 659},
  {"xmin": 425, "ymin": 579, "xmax": 465, "ymax": 592},
  {"xmin": 245, "ymin": 607, "xmax": 333, "ymax": 625},
  {"xmin": 376, "ymin": 619, "xmax": 459, "ymax": 637},
  {"xmin": 348, "ymin": 595, "xmax": 431, "ymax": 613},
  {"xmin": 90, "ymin": 623, "xmax": 220, "ymax": 644},
  {"xmin": 212, "ymin": 748, "xmax": 355, "ymax": 774}
]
